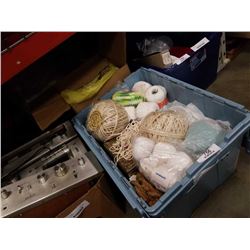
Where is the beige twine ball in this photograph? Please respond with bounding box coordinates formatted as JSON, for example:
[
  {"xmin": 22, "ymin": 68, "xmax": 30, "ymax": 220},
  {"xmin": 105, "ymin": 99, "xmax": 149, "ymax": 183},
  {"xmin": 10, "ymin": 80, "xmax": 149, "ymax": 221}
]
[
  {"xmin": 139, "ymin": 110, "xmax": 188, "ymax": 143},
  {"xmin": 86, "ymin": 100, "xmax": 129, "ymax": 142}
]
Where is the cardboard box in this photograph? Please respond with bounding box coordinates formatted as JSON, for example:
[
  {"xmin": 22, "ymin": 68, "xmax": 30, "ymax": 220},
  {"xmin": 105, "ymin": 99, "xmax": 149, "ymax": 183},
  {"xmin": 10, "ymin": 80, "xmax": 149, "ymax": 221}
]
[
  {"xmin": 134, "ymin": 51, "xmax": 173, "ymax": 68},
  {"xmin": 56, "ymin": 174, "xmax": 126, "ymax": 218},
  {"xmin": 15, "ymin": 182, "xmax": 92, "ymax": 218},
  {"xmin": 68, "ymin": 60, "xmax": 130, "ymax": 114},
  {"xmin": 32, "ymin": 32, "xmax": 130, "ymax": 130}
]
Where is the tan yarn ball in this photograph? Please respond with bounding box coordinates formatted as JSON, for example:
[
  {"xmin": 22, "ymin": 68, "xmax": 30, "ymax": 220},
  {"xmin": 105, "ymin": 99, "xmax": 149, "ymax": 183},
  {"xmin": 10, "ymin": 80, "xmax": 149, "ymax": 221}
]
[
  {"xmin": 139, "ymin": 110, "xmax": 188, "ymax": 143},
  {"xmin": 86, "ymin": 100, "xmax": 129, "ymax": 142}
]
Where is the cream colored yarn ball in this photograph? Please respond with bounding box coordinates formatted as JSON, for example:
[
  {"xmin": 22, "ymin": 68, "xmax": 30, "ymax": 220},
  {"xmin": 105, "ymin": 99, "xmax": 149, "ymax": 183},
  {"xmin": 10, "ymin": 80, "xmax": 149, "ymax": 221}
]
[
  {"xmin": 139, "ymin": 110, "xmax": 188, "ymax": 143},
  {"xmin": 86, "ymin": 100, "xmax": 129, "ymax": 142}
]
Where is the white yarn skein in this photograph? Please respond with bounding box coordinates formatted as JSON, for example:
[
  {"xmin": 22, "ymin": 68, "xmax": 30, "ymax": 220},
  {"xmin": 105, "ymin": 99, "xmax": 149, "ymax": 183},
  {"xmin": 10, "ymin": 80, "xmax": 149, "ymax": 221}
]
[
  {"xmin": 167, "ymin": 151, "xmax": 193, "ymax": 171},
  {"xmin": 152, "ymin": 142, "xmax": 177, "ymax": 160},
  {"xmin": 135, "ymin": 102, "xmax": 159, "ymax": 120},
  {"xmin": 151, "ymin": 163, "xmax": 183, "ymax": 192},
  {"xmin": 124, "ymin": 106, "xmax": 136, "ymax": 121},
  {"xmin": 152, "ymin": 151, "xmax": 193, "ymax": 191},
  {"xmin": 132, "ymin": 136, "xmax": 155, "ymax": 161},
  {"xmin": 132, "ymin": 81, "xmax": 152, "ymax": 96},
  {"xmin": 139, "ymin": 156, "xmax": 159, "ymax": 180},
  {"xmin": 145, "ymin": 85, "xmax": 167, "ymax": 104}
]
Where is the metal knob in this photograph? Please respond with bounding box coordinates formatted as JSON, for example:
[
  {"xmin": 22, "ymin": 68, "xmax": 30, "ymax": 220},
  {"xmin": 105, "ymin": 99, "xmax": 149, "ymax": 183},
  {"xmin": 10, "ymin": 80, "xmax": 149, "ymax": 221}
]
[
  {"xmin": 78, "ymin": 157, "xmax": 85, "ymax": 166},
  {"xmin": 54, "ymin": 163, "xmax": 68, "ymax": 177},
  {"xmin": 37, "ymin": 173, "xmax": 48, "ymax": 184},
  {"xmin": 17, "ymin": 185, "xmax": 23, "ymax": 194},
  {"xmin": 1, "ymin": 189, "xmax": 10, "ymax": 199},
  {"xmin": 11, "ymin": 175, "xmax": 20, "ymax": 183}
]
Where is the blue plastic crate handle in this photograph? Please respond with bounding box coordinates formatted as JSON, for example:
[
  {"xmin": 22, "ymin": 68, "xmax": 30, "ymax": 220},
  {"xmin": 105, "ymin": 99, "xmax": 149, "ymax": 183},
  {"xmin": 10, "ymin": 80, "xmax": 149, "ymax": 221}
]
[{"xmin": 185, "ymin": 151, "xmax": 230, "ymax": 194}]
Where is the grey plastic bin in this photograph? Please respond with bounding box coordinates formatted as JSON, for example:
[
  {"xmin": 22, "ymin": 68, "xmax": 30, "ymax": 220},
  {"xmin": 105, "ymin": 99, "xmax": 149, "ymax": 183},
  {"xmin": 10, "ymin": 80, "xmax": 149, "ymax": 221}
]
[{"xmin": 73, "ymin": 68, "xmax": 250, "ymax": 217}]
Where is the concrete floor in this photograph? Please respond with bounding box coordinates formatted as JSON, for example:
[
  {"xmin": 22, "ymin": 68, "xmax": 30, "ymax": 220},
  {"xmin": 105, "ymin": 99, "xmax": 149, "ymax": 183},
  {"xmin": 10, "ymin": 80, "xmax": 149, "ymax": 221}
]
[{"xmin": 192, "ymin": 41, "xmax": 250, "ymax": 217}]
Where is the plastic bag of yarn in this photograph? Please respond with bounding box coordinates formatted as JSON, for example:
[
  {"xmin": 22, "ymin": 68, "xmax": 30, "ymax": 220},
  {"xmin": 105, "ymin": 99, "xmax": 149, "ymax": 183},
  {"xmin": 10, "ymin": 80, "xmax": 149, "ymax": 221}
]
[
  {"xmin": 163, "ymin": 100, "xmax": 185, "ymax": 110},
  {"xmin": 132, "ymin": 136, "xmax": 155, "ymax": 162},
  {"xmin": 139, "ymin": 154, "xmax": 193, "ymax": 192},
  {"xmin": 152, "ymin": 142, "xmax": 193, "ymax": 167},
  {"xmin": 150, "ymin": 164, "xmax": 186, "ymax": 192},
  {"xmin": 164, "ymin": 101, "xmax": 205, "ymax": 125},
  {"xmin": 182, "ymin": 118, "xmax": 228, "ymax": 157},
  {"xmin": 217, "ymin": 120, "xmax": 232, "ymax": 131},
  {"xmin": 152, "ymin": 142, "xmax": 177, "ymax": 160},
  {"xmin": 186, "ymin": 103, "xmax": 205, "ymax": 122},
  {"xmin": 86, "ymin": 100, "xmax": 129, "ymax": 142},
  {"xmin": 139, "ymin": 156, "xmax": 159, "ymax": 181},
  {"xmin": 166, "ymin": 151, "xmax": 193, "ymax": 172}
]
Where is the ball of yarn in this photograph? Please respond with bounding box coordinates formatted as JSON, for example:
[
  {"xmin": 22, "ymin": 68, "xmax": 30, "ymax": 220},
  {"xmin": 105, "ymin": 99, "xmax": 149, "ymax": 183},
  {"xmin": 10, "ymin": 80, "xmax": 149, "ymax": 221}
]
[
  {"xmin": 132, "ymin": 136, "xmax": 155, "ymax": 161},
  {"xmin": 135, "ymin": 102, "xmax": 159, "ymax": 120},
  {"xmin": 132, "ymin": 81, "xmax": 152, "ymax": 96},
  {"xmin": 145, "ymin": 85, "xmax": 167, "ymax": 106},
  {"xmin": 86, "ymin": 100, "xmax": 129, "ymax": 142},
  {"xmin": 139, "ymin": 110, "xmax": 189, "ymax": 143}
]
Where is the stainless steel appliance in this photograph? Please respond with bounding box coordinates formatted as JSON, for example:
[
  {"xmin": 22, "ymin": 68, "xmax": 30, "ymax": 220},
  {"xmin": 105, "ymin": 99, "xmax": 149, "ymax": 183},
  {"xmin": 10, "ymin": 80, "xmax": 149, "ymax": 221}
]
[{"xmin": 1, "ymin": 121, "xmax": 103, "ymax": 217}]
